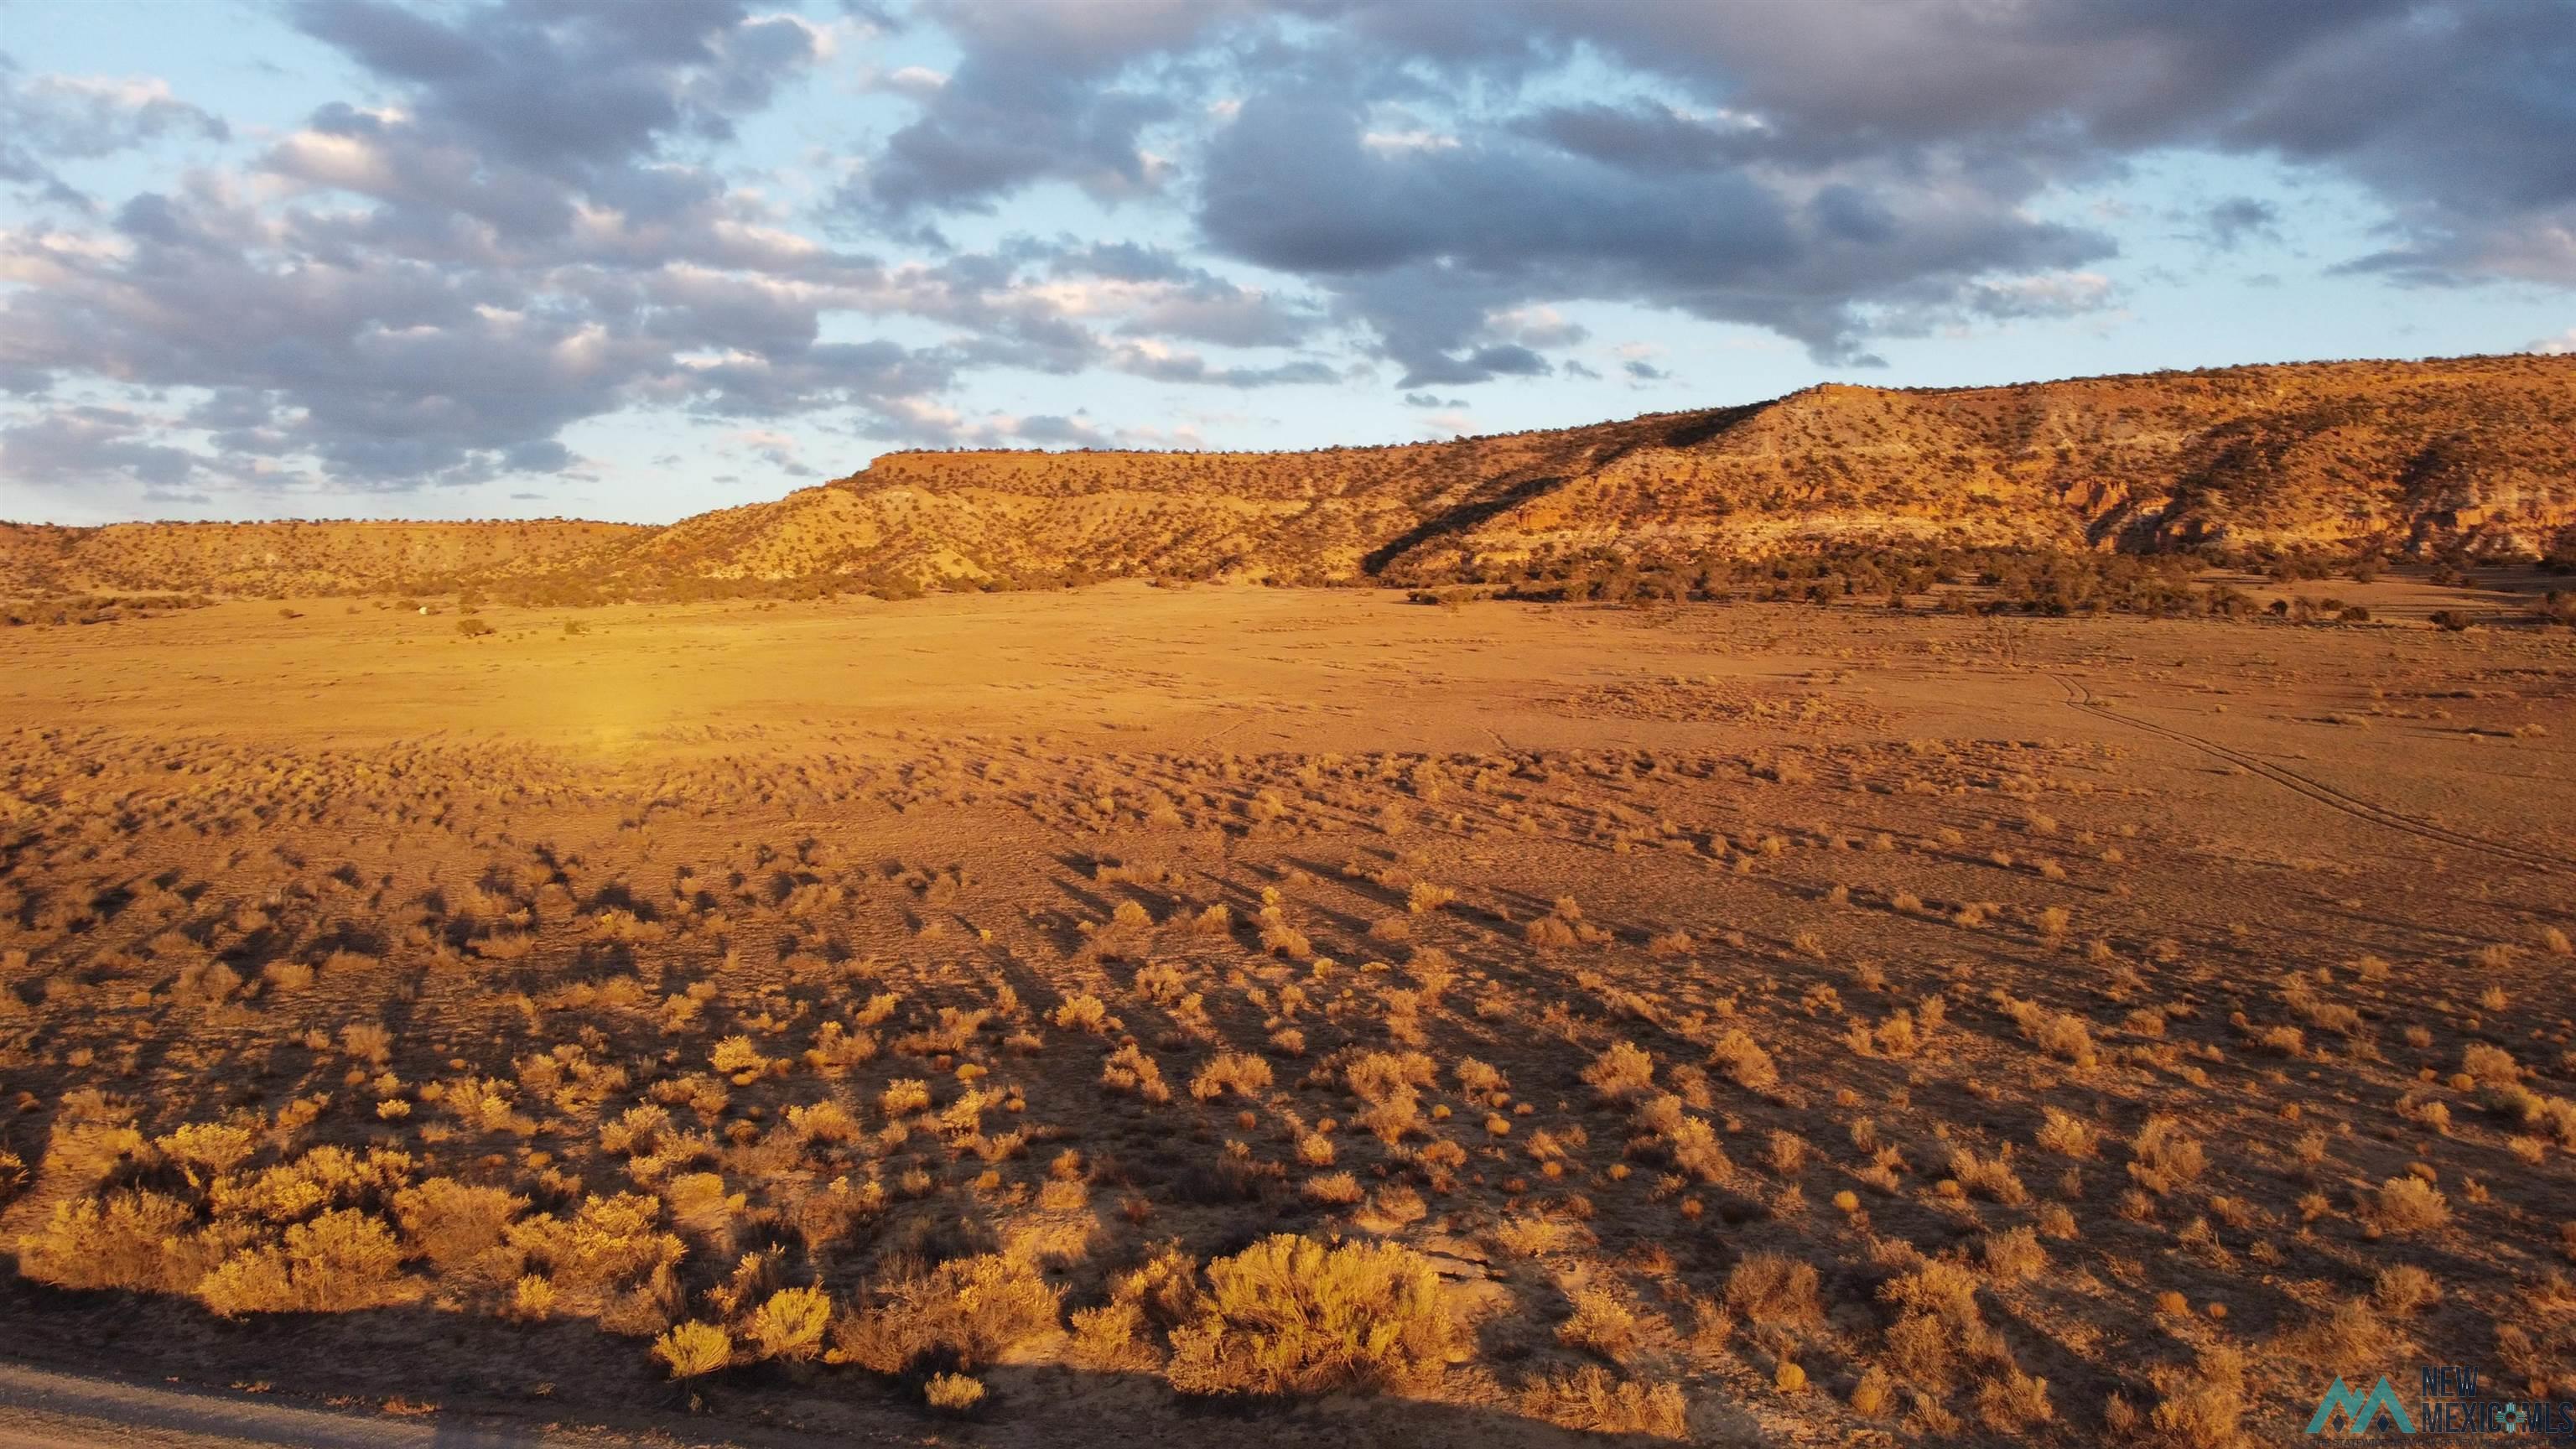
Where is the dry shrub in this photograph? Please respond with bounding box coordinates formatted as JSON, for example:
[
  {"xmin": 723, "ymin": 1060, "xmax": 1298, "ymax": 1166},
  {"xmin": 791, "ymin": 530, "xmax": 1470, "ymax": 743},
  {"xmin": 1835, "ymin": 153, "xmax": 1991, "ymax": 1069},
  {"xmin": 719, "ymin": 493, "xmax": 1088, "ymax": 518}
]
[
  {"xmin": 1883, "ymin": 1259, "xmax": 1981, "ymax": 1325},
  {"xmin": 2285, "ymin": 1298, "xmax": 2398, "ymax": 1364},
  {"xmin": 1851, "ymin": 1365, "xmax": 1895, "ymax": 1416},
  {"xmin": 709, "ymin": 1036, "xmax": 769, "ymax": 1077},
  {"xmin": 924, "ymin": 1372, "xmax": 986, "ymax": 1413},
  {"xmin": 2001, "ymin": 995, "xmax": 2098, "ymax": 1068},
  {"xmin": 1983, "ymin": 1226, "xmax": 2047, "ymax": 1282},
  {"xmin": 1666, "ymin": 1114, "xmax": 1735, "ymax": 1185},
  {"xmin": 880, "ymin": 1078, "xmax": 932, "ymax": 1117},
  {"xmin": 1709, "ymin": 1027, "xmax": 1779, "ymax": 1092},
  {"xmin": 2148, "ymin": 1343, "xmax": 2247, "ymax": 1446},
  {"xmin": 1165, "ymin": 1236, "xmax": 1459, "ymax": 1396},
  {"xmin": 748, "ymin": 1285, "xmax": 833, "ymax": 1361},
  {"xmin": 392, "ymin": 1177, "xmax": 527, "ymax": 1269},
  {"xmin": 1068, "ymin": 1301, "xmax": 1156, "ymax": 1370},
  {"xmin": 1724, "ymin": 1252, "xmax": 1823, "ymax": 1330},
  {"xmin": 506, "ymin": 1192, "xmax": 686, "ymax": 1301},
  {"xmin": 18, "ymin": 1190, "xmax": 217, "ymax": 1294},
  {"xmin": 1948, "ymin": 1145, "xmax": 2030, "ymax": 1205},
  {"xmin": 600, "ymin": 1104, "xmax": 669, "ymax": 1156},
  {"xmin": 2373, "ymin": 1265, "xmax": 2440, "ymax": 1316},
  {"xmin": 1104, "ymin": 1043, "xmax": 1172, "ymax": 1104},
  {"xmin": 2366, "ymin": 1176, "xmax": 2450, "ymax": 1235},
  {"xmin": 1053, "ymin": 994, "xmax": 1110, "ymax": 1033},
  {"xmin": 1345, "ymin": 1050, "xmax": 1436, "ymax": 1143},
  {"xmin": 197, "ymin": 1208, "xmax": 409, "ymax": 1315},
  {"xmin": 44, "ymin": 1095, "xmax": 145, "ymax": 1183},
  {"xmin": 1358, "ymin": 1183, "xmax": 1428, "ymax": 1234},
  {"xmin": 2035, "ymin": 1106, "xmax": 2101, "ymax": 1158},
  {"xmin": 1582, "ymin": 1041, "xmax": 1657, "ymax": 1101},
  {"xmin": 1490, "ymin": 1214, "xmax": 1589, "ymax": 1258},
  {"xmin": 1976, "ymin": 1368, "xmax": 2054, "ymax": 1431},
  {"xmin": 1132, "ymin": 962, "xmax": 1187, "ymax": 1005},
  {"xmin": 828, "ymin": 1254, "xmax": 1062, "ymax": 1375},
  {"xmin": 1878, "ymin": 1259, "xmax": 2002, "ymax": 1395},
  {"xmin": 786, "ymin": 1099, "xmax": 861, "ymax": 1145},
  {"xmin": 159, "ymin": 1120, "xmax": 260, "ymax": 1175},
  {"xmin": 1525, "ymin": 915, "xmax": 1578, "ymax": 948},
  {"xmin": 511, "ymin": 1274, "xmax": 557, "ymax": 1320},
  {"xmin": 1519, "ymin": 1366, "xmax": 1690, "ymax": 1439},
  {"xmin": 2127, "ymin": 1115, "xmax": 2206, "ymax": 1196},
  {"xmin": 1557, "ymin": 1286, "xmax": 1640, "ymax": 1362},
  {"xmin": 654, "ymin": 1321, "xmax": 733, "ymax": 1379},
  {"xmin": 1190, "ymin": 1052, "xmax": 1274, "ymax": 1102},
  {"xmin": 1302, "ymin": 1171, "xmax": 1365, "ymax": 1207}
]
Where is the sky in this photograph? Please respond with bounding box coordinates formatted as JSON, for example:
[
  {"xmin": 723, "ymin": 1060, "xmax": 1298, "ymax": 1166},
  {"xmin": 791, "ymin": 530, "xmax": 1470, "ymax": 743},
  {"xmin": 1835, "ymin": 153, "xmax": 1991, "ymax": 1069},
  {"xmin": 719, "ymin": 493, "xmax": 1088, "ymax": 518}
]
[{"xmin": 2, "ymin": 0, "xmax": 2573, "ymax": 526}]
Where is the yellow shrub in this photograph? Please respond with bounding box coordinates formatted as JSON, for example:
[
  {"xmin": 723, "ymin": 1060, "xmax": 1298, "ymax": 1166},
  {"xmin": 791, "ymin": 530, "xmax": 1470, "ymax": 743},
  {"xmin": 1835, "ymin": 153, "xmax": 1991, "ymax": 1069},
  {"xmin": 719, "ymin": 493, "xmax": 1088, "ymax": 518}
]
[
  {"xmin": 654, "ymin": 1321, "xmax": 733, "ymax": 1378},
  {"xmin": 18, "ymin": 1190, "xmax": 217, "ymax": 1294},
  {"xmin": 505, "ymin": 1192, "xmax": 684, "ymax": 1295},
  {"xmin": 1166, "ymin": 1236, "xmax": 1459, "ymax": 1395},
  {"xmin": 749, "ymin": 1285, "xmax": 833, "ymax": 1360},
  {"xmin": 1519, "ymin": 1365, "xmax": 1689, "ymax": 1438},
  {"xmin": 1189, "ymin": 1052, "xmax": 1274, "ymax": 1102},
  {"xmin": 196, "ymin": 1208, "xmax": 408, "ymax": 1316},
  {"xmin": 392, "ymin": 1177, "xmax": 527, "ymax": 1268},
  {"xmin": 208, "ymin": 1145, "xmax": 413, "ymax": 1223},
  {"xmin": 828, "ymin": 1254, "xmax": 1062, "ymax": 1374},
  {"xmin": 158, "ymin": 1120, "xmax": 260, "ymax": 1175}
]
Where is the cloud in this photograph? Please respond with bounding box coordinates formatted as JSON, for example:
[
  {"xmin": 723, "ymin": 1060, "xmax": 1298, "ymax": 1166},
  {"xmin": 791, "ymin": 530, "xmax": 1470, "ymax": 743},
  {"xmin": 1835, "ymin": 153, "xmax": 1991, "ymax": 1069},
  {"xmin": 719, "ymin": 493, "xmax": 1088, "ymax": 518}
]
[
  {"xmin": 0, "ymin": 60, "xmax": 230, "ymax": 205},
  {"xmin": 844, "ymin": 0, "xmax": 1221, "ymax": 216},
  {"xmin": 1966, "ymin": 271, "xmax": 2118, "ymax": 320},
  {"xmin": 856, "ymin": 0, "xmax": 2576, "ymax": 366},
  {"xmin": 288, "ymin": 0, "xmax": 823, "ymax": 174},
  {"xmin": 1112, "ymin": 341, "xmax": 1337, "ymax": 387},
  {"xmin": 7, "ymin": 0, "xmax": 2576, "ymax": 511},
  {"xmin": 2199, "ymin": 195, "xmax": 2281, "ymax": 250},
  {"xmin": 1197, "ymin": 87, "xmax": 2103, "ymax": 370},
  {"xmin": 2531, "ymin": 328, "xmax": 2576, "ymax": 356},
  {"xmin": 2, "ymin": 406, "xmax": 202, "ymax": 487}
]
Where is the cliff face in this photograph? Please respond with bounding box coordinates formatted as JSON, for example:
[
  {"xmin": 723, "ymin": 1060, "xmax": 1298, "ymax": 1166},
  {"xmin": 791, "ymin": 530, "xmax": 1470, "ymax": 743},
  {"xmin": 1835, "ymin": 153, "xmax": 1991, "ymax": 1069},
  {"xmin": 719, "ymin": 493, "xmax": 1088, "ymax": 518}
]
[{"xmin": 8, "ymin": 354, "xmax": 2572, "ymax": 596}]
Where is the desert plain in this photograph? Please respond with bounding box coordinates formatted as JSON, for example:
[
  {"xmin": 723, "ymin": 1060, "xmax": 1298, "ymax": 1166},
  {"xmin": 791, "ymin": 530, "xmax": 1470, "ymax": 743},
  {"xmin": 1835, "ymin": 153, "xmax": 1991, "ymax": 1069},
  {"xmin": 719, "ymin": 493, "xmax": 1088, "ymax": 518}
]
[{"xmin": 0, "ymin": 573, "xmax": 2568, "ymax": 1446}]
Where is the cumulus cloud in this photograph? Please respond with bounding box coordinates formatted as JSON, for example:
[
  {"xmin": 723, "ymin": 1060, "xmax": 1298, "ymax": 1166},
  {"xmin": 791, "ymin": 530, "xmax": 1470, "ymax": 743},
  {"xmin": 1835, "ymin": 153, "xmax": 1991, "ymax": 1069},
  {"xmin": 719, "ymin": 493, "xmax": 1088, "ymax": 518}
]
[
  {"xmin": 854, "ymin": 0, "xmax": 2576, "ymax": 366},
  {"xmin": 844, "ymin": 0, "xmax": 1222, "ymax": 217},
  {"xmin": 0, "ymin": 60, "xmax": 230, "ymax": 205},
  {"xmin": 3, "ymin": 0, "xmax": 2572, "ymax": 509}
]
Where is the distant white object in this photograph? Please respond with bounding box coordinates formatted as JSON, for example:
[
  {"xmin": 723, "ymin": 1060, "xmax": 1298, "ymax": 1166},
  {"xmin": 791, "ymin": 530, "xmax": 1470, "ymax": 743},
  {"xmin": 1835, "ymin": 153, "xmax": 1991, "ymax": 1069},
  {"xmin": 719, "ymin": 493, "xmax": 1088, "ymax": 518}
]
[{"xmin": 418, "ymin": 605, "xmax": 431, "ymax": 615}]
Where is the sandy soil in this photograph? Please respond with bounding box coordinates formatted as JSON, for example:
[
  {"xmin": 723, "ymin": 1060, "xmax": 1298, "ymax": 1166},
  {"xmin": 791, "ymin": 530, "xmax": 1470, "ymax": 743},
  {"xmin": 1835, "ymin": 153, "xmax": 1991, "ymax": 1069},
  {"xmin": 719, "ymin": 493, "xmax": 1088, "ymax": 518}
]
[{"xmin": 0, "ymin": 583, "xmax": 2569, "ymax": 1447}]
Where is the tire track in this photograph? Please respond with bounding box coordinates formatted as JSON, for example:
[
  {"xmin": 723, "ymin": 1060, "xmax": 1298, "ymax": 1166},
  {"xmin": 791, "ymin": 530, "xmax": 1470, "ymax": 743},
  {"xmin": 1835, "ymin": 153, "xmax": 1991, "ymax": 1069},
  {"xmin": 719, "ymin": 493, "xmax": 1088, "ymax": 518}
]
[{"xmin": 2049, "ymin": 673, "xmax": 2571, "ymax": 875}]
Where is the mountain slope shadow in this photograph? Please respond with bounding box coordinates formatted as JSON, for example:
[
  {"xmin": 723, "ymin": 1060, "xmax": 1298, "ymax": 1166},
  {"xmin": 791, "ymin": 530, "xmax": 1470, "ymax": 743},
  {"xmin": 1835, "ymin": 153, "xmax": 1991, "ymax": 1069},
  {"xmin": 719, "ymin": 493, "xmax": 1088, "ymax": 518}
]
[
  {"xmin": 0, "ymin": 1271, "xmax": 1742, "ymax": 1447},
  {"xmin": 1360, "ymin": 402, "xmax": 1775, "ymax": 578}
]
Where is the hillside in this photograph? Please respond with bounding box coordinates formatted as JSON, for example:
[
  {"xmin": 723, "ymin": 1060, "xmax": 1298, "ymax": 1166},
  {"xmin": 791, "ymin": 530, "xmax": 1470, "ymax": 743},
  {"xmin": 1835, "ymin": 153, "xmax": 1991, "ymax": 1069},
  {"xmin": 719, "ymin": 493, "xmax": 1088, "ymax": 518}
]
[
  {"xmin": 8, "ymin": 354, "xmax": 2573, "ymax": 599},
  {"xmin": 0, "ymin": 517, "xmax": 646, "ymax": 598}
]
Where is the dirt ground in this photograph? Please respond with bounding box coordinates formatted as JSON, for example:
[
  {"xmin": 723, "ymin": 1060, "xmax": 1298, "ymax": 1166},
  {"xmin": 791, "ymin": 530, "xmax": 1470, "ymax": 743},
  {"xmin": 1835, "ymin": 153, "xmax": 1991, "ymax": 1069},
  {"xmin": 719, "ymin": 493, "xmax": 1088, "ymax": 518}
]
[{"xmin": 1, "ymin": 581, "xmax": 2570, "ymax": 1447}]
